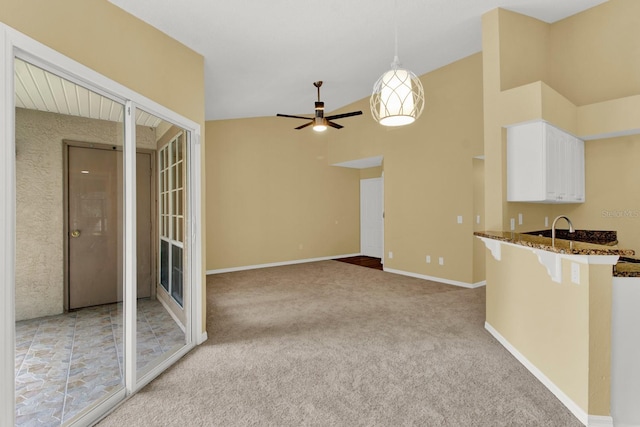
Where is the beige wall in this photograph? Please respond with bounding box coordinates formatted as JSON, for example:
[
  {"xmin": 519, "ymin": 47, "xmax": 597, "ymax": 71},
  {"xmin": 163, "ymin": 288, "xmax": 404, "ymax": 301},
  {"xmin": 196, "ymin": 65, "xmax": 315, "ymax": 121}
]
[
  {"xmin": 553, "ymin": 135, "xmax": 640, "ymax": 252},
  {"xmin": 485, "ymin": 243, "xmax": 612, "ymax": 415},
  {"xmin": 330, "ymin": 55, "xmax": 486, "ymax": 285},
  {"xmin": 1, "ymin": 0, "xmax": 206, "ymax": 330},
  {"xmin": 206, "ymin": 117, "xmax": 360, "ymax": 270},
  {"xmin": 482, "ymin": 0, "xmax": 640, "ymax": 417},
  {"xmin": 0, "ymin": 1, "xmax": 204, "ymax": 125},
  {"xmin": 382, "ymin": 54, "xmax": 483, "ymax": 284},
  {"xmin": 484, "ymin": 0, "xmax": 640, "ymax": 234},
  {"xmin": 206, "ymin": 54, "xmax": 484, "ymax": 285},
  {"xmin": 359, "ymin": 166, "xmax": 383, "ymax": 180},
  {"xmin": 472, "ymin": 159, "xmax": 486, "ymax": 283},
  {"xmin": 498, "ymin": 9, "xmax": 549, "ymax": 92},
  {"xmin": 548, "ymin": 0, "xmax": 640, "ymax": 107}
]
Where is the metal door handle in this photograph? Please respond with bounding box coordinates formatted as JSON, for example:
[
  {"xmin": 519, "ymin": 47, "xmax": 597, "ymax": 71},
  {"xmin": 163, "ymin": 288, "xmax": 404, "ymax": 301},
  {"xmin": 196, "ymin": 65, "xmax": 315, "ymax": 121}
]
[{"xmin": 71, "ymin": 230, "xmax": 81, "ymax": 238}]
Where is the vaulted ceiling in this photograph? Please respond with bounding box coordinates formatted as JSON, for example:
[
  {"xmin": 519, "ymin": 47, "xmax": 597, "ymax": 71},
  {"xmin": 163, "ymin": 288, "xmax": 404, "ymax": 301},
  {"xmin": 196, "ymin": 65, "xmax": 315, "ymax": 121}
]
[{"xmin": 107, "ymin": 0, "xmax": 607, "ymax": 121}]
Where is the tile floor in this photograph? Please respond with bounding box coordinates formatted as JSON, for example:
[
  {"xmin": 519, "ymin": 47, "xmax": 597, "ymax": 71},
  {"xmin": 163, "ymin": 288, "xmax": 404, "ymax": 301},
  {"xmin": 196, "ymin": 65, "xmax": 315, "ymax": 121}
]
[{"xmin": 15, "ymin": 299, "xmax": 185, "ymax": 427}]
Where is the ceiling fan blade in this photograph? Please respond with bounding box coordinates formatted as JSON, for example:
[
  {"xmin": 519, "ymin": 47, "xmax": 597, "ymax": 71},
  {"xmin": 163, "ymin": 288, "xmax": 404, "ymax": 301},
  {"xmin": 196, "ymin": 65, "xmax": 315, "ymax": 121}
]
[
  {"xmin": 295, "ymin": 121, "xmax": 314, "ymax": 130},
  {"xmin": 325, "ymin": 111, "xmax": 363, "ymax": 121},
  {"xmin": 327, "ymin": 121, "xmax": 344, "ymax": 129},
  {"xmin": 277, "ymin": 113, "xmax": 312, "ymax": 120}
]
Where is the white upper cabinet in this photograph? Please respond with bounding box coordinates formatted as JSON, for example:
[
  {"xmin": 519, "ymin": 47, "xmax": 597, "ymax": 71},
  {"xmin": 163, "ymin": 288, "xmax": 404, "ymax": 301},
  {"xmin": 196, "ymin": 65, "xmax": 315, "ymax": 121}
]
[{"xmin": 507, "ymin": 121, "xmax": 585, "ymax": 203}]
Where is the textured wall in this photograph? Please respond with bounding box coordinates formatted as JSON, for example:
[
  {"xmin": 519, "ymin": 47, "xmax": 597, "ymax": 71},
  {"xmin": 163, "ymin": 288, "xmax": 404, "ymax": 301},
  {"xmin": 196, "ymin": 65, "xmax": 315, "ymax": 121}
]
[{"xmin": 15, "ymin": 108, "xmax": 154, "ymax": 321}]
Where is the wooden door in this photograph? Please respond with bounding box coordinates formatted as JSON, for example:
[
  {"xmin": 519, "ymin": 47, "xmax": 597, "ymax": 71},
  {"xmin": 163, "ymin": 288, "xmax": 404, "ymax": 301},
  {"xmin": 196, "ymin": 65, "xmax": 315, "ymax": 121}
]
[
  {"xmin": 68, "ymin": 146, "xmax": 119, "ymax": 309},
  {"xmin": 68, "ymin": 146, "xmax": 152, "ymax": 309}
]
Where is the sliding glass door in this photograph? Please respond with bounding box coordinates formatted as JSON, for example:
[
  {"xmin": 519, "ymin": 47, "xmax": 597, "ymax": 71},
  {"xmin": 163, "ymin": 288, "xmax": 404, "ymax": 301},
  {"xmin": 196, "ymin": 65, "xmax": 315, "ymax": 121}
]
[
  {"xmin": 0, "ymin": 23, "xmax": 203, "ymax": 427},
  {"xmin": 135, "ymin": 111, "xmax": 188, "ymax": 380}
]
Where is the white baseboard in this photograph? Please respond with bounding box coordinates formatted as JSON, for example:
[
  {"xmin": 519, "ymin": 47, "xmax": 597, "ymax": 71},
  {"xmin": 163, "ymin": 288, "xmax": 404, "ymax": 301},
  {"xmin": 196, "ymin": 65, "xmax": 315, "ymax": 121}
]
[
  {"xmin": 198, "ymin": 331, "xmax": 208, "ymax": 345},
  {"xmin": 383, "ymin": 267, "xmax": 486, "ymax": 289},
  {"xmin": 207, "ymin": 253, "xmax": 362, "ymax": 275},
  {"xmin": 485, "ymin": 322, "xmax": 613, "ymax": 427},
  {"xmin": 588, "ymin": 415, "xmax": 614, "ymax": 427}
]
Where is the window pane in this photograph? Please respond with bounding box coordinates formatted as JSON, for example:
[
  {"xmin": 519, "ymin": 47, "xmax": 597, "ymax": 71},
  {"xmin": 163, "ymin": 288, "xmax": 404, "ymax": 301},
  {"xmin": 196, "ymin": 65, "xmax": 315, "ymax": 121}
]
[
  {"xmin": 177, "ymin": 135, "xmax": 183, "ymax": 161},
  {"xmin": 171, "ymin": 245, "xmax": 183, "ymax": 307},
  {"xmin": 160, "ymin": 239, "xmax": 169, "ymax": 291},
  {"xmin": 177, "ymin": 189, "xmax": 183, "ymax": 216}
]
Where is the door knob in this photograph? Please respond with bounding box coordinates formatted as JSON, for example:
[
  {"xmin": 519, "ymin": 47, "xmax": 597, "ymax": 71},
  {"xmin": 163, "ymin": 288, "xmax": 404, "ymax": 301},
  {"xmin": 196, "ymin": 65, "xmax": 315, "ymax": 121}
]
[{"xmin": 70, "ymin": 230, "xmax": 81, "ymax": 238}]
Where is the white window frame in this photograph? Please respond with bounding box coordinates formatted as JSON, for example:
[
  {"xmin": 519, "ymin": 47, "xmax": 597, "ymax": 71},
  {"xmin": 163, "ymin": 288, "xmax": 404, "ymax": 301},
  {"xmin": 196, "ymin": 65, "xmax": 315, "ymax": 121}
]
[
  {"xmin": 158, "ymin": 132, "xmax": 186, "ymax": 308},
  {"xmin": 0, "ymin": 23, "xmax": 205, "ymax": 427}
]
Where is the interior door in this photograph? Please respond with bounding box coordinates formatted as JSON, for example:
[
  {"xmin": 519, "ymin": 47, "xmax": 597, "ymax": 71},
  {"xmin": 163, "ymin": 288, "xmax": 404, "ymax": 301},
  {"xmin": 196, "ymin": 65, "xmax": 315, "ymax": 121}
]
[
  {"xmin": 360, "ymin": 177, "xmax": 383, "ymax": 258},
  {"xmin": 68, "ymin": 146, "xmax": 152, "ymax": 309},
  {"xmin": 68, "ymin": 146, "xmax": 119, "ymax": 309}
]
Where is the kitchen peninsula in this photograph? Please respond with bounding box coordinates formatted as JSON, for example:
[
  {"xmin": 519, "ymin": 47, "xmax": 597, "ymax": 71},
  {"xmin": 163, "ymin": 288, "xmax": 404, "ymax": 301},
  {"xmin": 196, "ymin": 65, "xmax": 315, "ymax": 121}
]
[{"xmin": 475, "ymin": 229, "xmax": 636, "ymax": 427}]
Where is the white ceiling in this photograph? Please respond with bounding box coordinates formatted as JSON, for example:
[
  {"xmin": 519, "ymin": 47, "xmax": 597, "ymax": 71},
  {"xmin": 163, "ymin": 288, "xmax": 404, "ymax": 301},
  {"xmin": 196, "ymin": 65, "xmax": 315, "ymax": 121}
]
[{"xmin": 108, "ymin": 0, "xmax": 607, "ymax": 121}]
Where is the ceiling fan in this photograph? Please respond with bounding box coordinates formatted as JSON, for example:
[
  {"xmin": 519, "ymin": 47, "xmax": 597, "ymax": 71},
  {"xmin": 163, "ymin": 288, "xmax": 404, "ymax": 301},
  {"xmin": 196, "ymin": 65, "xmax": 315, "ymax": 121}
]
[{"xmin": 277, "ymin": 81, "xmax": 362, "ymax": 132}]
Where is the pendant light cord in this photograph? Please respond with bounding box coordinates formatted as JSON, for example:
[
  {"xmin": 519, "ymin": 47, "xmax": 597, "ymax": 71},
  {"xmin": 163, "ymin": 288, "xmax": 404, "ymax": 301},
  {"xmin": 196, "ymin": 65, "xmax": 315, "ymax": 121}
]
[{"xmin": 392, "ymin": 0, "xmax": 400, "ymax": 68}]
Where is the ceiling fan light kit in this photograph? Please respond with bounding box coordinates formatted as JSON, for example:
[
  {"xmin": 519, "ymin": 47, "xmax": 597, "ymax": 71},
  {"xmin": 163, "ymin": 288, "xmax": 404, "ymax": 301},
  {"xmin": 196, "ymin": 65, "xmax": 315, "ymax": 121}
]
[{"xmin": 277, "ymin": 81, "xmax": 362, "ymax": 131}]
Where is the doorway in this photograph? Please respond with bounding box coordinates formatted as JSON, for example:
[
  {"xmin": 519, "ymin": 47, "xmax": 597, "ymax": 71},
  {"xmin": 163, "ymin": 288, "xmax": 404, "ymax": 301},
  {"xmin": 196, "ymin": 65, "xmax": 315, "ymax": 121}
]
[
  {"xmin": 67, "ymin": 144, "xmax": 153, "ymax": 309},
  {"xmin": 360, "ymin": 177, "xmax": 384, "ymax": 259}
]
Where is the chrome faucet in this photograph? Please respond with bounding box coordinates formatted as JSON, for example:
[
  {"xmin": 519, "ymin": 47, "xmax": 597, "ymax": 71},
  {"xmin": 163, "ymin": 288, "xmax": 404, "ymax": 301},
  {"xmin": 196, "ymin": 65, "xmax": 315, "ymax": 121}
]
[{"xmin": 551, "ymin": 215, "xmax": 575, "ymax": 247}]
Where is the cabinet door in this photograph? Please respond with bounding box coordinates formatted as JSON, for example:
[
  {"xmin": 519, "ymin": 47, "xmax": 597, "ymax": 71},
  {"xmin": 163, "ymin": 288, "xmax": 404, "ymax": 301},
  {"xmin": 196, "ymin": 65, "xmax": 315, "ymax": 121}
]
[
  {"xmin": 574, "ymin": 137, "xmax": 585, "ymax": 202},
  {"xmin": 507, "ymin": 121, "xmax": 584, "ymax": 204},
  {"xmin": 507, "ymin": 122, "xmax": 545, "ymax": 201},
  {"xmin": 545, "ymin": 124, "xmax": 564, "ymax": 201}
]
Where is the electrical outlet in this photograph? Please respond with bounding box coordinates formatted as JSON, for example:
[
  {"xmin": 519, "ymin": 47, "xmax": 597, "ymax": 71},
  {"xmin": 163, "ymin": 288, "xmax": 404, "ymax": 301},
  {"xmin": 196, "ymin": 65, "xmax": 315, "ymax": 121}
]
[
  {"xmin": 571, "ymin": 262, "xmax": 580, "ymax": 284},
  {"xmin": 476, "ymin": 215, "xmax": 480, "ymax": 224},
  {"xmin": 426, "ymin": 255, "xmax": 431, "ymax": 263},
  {"xmin": 545, "ymin": 216, "xmax": 549, "ymax": 227},
  {"xmin": 388, "ymin": 251, "xmax": 393, "ymax": 259},
  {"xmin": 518, "ymin": 213, "xmax": 523, "ymax": 225},
  {"xmin": 438, "ymin": 257, "xmax": 444, "ymax": 265},
  {"xmin": 457, "ymin": 215, "xmax": 463, "ymax": 224},
  {"xmin": 510, "ymin": 218, "xmax": 515, "ymax": 231}
]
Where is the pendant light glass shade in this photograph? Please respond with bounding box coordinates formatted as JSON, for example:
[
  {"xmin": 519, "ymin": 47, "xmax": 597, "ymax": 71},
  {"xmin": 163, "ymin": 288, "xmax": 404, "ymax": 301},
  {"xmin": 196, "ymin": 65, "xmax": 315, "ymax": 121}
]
[{"xmin": 371, "ymin": 60, "xmax": 424, "ymax": 126}]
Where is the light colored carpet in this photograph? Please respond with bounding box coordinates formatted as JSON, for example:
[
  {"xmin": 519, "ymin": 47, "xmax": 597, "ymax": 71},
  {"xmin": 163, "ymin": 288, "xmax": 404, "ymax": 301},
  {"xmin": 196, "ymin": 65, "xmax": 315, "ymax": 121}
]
[{"xmin": 99, "ymin": 261, "xmax": 582, "ymax": 426}]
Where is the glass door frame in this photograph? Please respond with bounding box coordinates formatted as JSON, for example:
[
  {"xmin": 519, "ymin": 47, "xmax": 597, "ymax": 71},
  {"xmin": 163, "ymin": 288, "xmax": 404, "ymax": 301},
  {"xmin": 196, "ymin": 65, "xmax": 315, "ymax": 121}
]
[{"xmin": 0, "ymin": 23, "xmax": 205, "ymax": 426}]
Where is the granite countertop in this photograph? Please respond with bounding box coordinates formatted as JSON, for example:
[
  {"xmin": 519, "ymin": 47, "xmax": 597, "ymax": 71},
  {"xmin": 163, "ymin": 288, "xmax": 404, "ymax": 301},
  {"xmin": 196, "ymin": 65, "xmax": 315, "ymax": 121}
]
[
  {"xmin": 520, "ymin": 229, "xmax": 618, "ymax": 246},
  {"xmin": 475, "ymin": 231, "xmax": 640, "ymax": 277},
  {"xmin": 474, "ymin": 230, "xmax": 634, "ymax": 256},
  {"xmin": 613, "ymin": 256, "xmax": 640, "ymax": 277}
]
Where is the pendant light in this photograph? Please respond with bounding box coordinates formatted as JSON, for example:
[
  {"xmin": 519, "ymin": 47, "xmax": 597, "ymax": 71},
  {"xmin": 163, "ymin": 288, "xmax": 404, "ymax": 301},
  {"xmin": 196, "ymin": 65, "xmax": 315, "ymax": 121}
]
[{"xmin": 370, "ymin": 1, "xmax": 424, "ymax": 127}]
